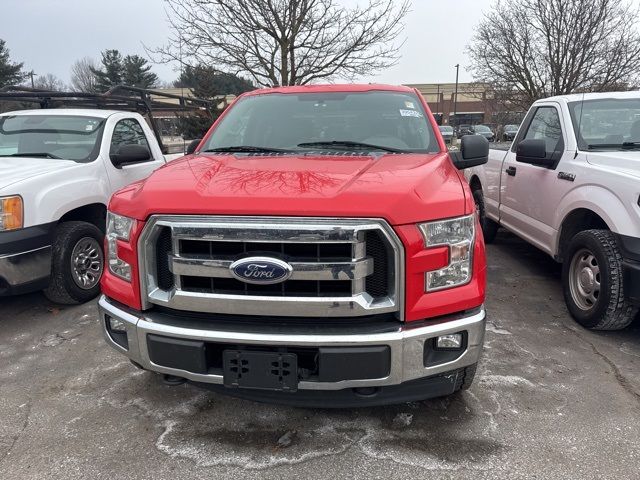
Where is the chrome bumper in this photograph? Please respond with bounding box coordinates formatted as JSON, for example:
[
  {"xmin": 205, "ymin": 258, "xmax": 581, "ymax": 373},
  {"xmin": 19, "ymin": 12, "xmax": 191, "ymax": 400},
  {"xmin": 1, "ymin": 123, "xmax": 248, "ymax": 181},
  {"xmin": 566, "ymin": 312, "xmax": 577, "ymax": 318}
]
[
  {"xmin": 0, "ymin": 246, "xmax": 51, "ymax": 288},
  {"xmin": 99, "ymin": 295, "xmax": 485, "ymax": 391}
]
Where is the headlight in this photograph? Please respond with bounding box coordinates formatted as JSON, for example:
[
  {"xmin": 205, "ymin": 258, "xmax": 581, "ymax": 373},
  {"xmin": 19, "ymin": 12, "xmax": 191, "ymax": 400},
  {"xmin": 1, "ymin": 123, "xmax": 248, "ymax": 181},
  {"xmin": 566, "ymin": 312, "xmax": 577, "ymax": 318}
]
[
  {"xmin": 418, "ymin": 214, "xmax": 475, "ymax": 291},
  {"xmin": 0, "ymin": 195, "xmax": 23, "ymax": 231},
  {"xmin": 106, "ymin": 212, "xmax": 135, "ymax": 281}
]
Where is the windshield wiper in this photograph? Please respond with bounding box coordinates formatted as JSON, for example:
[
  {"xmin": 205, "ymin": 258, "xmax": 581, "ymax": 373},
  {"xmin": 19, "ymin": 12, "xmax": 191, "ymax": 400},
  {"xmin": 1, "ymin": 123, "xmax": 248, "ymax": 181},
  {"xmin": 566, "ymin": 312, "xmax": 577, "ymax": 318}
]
[
  {"xmin": 588, "ymin": 142, "xmax": 640, "ymax": 150},
  {"xmin": 297, "ymin": 141, "xmax": 408, "ymax": 153},
  {"xmin": 0, "ymin": 152, "xmax": 63, "ymax": 159},
  {"xmin": 203, "ymin": 146, "xmax": 293, "ymax": 153}
]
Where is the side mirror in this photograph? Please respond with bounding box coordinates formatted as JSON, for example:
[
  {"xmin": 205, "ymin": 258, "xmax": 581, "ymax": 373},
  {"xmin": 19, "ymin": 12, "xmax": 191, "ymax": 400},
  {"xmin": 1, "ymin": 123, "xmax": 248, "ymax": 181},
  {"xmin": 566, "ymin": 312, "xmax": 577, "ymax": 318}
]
[
  {"xmin": 516, "ymin": 139, "xmax": 552, "ymax": 166},
  {"xmin": 450, "ymin": 134, "xmax": 489, "ymax": 169},
  {"xmin": 186, "ymin": 139, "xmax": 202, "ymax": 155},
  {"xmin": 110, "ymin": 144, "xmax": 151, "ymax": 168}
]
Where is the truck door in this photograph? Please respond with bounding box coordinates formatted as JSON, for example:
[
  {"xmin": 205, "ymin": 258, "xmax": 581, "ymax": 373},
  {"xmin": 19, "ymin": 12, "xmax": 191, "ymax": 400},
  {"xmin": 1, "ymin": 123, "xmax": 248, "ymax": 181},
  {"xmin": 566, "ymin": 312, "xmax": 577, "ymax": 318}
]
[
  {"xmin": 499, "ymin": 103, "xmax": 573, "ymax": 255},
  {"xmin": 104, "ymin": 117, "xmax": 166, "ymax": 191}
]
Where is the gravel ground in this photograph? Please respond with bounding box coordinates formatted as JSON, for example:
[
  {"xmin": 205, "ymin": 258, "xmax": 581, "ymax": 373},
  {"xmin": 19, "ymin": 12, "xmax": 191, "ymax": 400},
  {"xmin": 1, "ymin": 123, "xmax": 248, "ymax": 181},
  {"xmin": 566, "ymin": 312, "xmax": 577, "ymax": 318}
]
[{"xmin": 1, "ymin": 231, "xmax": 639, "ymax": 479}]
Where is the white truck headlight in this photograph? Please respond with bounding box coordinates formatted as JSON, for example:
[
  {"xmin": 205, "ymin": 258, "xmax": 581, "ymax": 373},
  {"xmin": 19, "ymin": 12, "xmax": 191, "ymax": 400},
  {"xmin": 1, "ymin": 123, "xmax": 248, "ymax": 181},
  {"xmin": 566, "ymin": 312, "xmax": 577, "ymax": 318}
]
[
  {"xmin": 106, "ymin": 212, "xmax": 135, "ymax": 281},
  {"xmin": 418, "ymin": 214, "xmax": 475, "ymax": 291},
  {"xmin": 0, "ymin": 195, "xmax": 23, "ymax": 231}
]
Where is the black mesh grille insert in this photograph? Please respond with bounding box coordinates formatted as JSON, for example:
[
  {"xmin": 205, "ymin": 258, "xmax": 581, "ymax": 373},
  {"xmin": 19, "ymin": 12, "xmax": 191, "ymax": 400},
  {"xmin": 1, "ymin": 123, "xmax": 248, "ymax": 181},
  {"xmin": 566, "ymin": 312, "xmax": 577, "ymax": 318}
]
[
  {"xmin": 179, "ymin": 240, "xmax": 352, "ymax": 262},
  {"xmin": 365, "ymin": 231, "xmax": 389, "ymax": 298},
  {"xmin": 156, "ymin": 227, "xmax": 174, "ymax": 290},
  {"xmin": 181, "ymin": 276, "xmax": 352, "ymax": 297}
]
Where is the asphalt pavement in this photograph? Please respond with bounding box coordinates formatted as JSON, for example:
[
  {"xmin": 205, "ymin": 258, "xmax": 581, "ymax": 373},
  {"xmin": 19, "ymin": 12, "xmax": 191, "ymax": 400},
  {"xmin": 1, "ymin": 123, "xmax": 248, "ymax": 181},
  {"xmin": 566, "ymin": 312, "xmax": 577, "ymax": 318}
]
[{"xmin": 1, "ymin": 231, "xmax": 639, "ymax": 479}]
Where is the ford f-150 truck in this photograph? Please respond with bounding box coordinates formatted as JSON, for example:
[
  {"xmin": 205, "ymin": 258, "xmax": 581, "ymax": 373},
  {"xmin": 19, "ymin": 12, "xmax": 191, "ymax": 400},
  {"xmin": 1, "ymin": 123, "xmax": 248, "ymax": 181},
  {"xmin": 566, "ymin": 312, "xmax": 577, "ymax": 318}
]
[
  {"xmin": 98, "ymin": 84, "xmax": 489, "ymax": 407},
  {"xmin": 467, "ymin": 91, "xmax": 640, "ymax": 331}
]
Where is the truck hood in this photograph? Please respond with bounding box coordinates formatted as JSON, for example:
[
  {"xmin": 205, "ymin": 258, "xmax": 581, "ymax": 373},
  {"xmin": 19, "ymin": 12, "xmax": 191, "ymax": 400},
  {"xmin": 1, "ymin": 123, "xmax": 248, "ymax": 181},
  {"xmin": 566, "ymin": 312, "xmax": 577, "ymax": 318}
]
[
  {"xmin": 0, "ymin": 157, "xmax": 77, "ymax": 191},
  {"xmin": 110, "ymin": 152, "xmax": 469, "ymax": 225},
  {"xmin": 587, "ymin": 151, "xmax": 640, "ymax": 178}
]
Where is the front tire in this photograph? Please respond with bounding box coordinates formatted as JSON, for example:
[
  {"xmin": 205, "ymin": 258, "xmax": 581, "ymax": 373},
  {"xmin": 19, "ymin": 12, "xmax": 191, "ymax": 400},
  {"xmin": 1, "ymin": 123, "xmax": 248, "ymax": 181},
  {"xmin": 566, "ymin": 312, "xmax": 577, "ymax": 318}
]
[
  {"xmin": 44, "ymin": 221, "xmax": 105, "ymax": 305},
  {"xmin": 472, "ymin": 188, "xmax": 498, "ymax": 243},
  {"xmin": 562, "ymin": 230, "xmax": 636, "ymax": 330}
]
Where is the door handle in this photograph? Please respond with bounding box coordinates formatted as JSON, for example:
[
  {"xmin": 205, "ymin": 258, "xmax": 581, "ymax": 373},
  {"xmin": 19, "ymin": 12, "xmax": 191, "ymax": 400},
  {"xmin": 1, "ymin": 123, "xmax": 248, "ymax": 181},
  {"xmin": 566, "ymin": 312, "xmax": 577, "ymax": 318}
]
[{"xmin": 505, "ymin": 166, "xmax": 517, "ymax": 176}]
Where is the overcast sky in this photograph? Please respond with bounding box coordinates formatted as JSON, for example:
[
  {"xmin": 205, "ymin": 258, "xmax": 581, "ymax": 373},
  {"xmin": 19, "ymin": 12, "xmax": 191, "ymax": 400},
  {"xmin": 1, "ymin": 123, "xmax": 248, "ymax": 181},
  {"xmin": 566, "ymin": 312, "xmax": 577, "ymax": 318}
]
[{"xmin": 0, "ymin": 0, "xmax": 538, "ymax": 86}]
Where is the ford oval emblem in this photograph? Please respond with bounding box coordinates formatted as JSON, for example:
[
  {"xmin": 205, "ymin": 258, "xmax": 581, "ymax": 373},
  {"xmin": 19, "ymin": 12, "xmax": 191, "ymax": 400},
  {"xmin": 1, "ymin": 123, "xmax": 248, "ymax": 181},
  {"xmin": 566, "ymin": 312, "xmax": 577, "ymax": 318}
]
[{"xmin": 229, "ymin": 256, "xmax": 293, "ymax": 285}]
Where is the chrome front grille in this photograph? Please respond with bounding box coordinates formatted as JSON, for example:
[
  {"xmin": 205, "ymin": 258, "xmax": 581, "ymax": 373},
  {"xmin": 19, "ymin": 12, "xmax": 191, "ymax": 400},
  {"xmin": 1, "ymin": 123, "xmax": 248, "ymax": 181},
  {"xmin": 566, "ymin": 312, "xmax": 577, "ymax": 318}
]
[{"xmin": 139, "ymin": 216, "xmax": 404, "ymax": 319}]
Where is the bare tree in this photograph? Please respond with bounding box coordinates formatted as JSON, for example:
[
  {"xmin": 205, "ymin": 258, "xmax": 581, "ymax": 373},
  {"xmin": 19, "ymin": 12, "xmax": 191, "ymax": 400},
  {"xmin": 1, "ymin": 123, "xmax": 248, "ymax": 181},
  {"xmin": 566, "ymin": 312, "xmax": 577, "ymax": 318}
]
[
  {"xmin": 149, "ymin": 0, "xmax": 409, "ymax": 87},
  {"xmin": 70, "ymin": 57, "xmax": 97, "ymax": 92},
  {"xmin": 468, "ymin": 0, "xmax": 640, "ymax": 109},
  {"xmin": 33, "ymin": 73, "xmax": 66, "ymax": 91}
]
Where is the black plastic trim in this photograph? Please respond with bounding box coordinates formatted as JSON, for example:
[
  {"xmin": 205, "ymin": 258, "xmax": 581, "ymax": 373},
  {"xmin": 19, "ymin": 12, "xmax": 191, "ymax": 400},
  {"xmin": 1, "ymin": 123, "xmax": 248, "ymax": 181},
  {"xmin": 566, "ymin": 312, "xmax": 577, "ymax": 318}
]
[
  {"xmin": 0, "ymin": 221, "xmax": 56, "ymax": 256},
  {"xmin": 190, "ymin": 369, "xmax": 465, "ymax": 408}
]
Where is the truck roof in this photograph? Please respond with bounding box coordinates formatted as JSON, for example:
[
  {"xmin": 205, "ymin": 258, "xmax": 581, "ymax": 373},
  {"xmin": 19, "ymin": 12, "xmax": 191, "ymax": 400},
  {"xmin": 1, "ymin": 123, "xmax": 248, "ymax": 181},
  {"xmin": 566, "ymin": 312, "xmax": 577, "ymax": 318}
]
[
  {"xmin": 0, "ymin": 108, "xmax": 121, "ymax": 118},
  {"xmin": 540, "ymin": 90, "xmax": 640, "ymax": 104},
  {"xmin": 243, "ymin": 84, "xmax": 416, "ymax": 96}
]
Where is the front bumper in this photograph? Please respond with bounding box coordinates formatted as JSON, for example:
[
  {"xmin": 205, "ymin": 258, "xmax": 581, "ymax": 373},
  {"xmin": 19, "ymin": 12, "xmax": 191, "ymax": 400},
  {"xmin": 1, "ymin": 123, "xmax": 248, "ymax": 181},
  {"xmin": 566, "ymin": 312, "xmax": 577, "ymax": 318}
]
[
  {"xmin": 0, "ymin": 247, "xmax": 51, "ymax": 296},
  {"xmin": 0, "ymin": 222, "xmax": 55, "ymax": 295},
  {"xmin": 99, "ymin": 295, "xmax": 486, "ymax": 397}
]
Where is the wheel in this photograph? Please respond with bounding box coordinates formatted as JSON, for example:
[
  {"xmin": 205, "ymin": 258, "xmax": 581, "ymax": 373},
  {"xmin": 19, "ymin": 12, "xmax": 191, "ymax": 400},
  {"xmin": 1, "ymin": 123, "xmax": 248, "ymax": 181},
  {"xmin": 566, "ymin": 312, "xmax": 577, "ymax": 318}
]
[
  {"xmin": 472, "ymin": 188, "xmax": 498, "ymax": 243},
  {"xmin": 454, "ymin": 363, "xmax": 478, "ymax": 391},
  {"xmin": 562, "ymin": 230, "xmax": 637, "ymax": 330},
  {"xmin": 44, "ymin": 221, "xmax": 105, "ymax": 304}
]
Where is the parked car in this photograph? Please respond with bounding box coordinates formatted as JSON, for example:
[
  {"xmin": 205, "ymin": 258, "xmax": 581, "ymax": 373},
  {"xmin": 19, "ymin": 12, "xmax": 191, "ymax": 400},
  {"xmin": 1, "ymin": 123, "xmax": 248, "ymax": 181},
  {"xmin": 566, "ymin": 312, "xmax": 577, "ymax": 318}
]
[
  {"xmin": 473, "ymin": 125, "xmax": 496, "ymax": 142},
  {"xmin": 99, "ymin": 84, "xmax": 490, "ymax": 407},
  {"xmin": 503, "ymin": 124, "xmax": 519, "ymax": 142},
  {"xmin": 0, "ymin": 109, "xmax": 182, "ymax": 303},
  {"xmin": 466, "ymin": 91, "xmax": 640, "ymax": 330},
  {"xmin": 457, "ymin": 124, "xmax": 474, "ymax": 138},
  {"xmin": 438, "ymin": 125, "xmax": 454, "ymax": 143}
]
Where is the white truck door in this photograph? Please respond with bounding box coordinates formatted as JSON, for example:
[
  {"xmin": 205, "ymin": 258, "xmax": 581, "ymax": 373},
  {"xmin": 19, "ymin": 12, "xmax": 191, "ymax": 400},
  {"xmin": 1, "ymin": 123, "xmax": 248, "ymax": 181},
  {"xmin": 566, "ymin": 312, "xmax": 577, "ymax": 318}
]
[
  {"xmin": 499, "ymin": 103, "xmax": 573, "ymax": 255},
  {"xmin": 103, "ymin": 116, "xmax": 166, "ymax": 191}
]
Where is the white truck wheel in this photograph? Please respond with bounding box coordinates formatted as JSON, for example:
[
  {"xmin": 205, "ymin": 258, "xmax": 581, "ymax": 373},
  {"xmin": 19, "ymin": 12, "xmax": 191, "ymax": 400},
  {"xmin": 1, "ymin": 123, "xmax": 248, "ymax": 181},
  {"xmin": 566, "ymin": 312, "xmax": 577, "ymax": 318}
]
[
  {"xmin": 44, "ymin": 222, "xmax": 105, "ymax": 305},
  {"xmin": 562, "ymin": 230, "xmax": 637, "ymax": 330}
]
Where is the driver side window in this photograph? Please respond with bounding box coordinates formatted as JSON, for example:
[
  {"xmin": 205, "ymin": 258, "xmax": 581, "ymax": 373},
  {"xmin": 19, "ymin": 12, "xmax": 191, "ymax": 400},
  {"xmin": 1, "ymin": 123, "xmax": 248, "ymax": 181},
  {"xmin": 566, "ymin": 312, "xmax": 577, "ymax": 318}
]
[
  {"xmin": 110, "ymin": 119, "xmax": 150, "ymax": 155},
  {"xmin": 523, "ymin": 107, "xmax": 563, "ymax": 155}
]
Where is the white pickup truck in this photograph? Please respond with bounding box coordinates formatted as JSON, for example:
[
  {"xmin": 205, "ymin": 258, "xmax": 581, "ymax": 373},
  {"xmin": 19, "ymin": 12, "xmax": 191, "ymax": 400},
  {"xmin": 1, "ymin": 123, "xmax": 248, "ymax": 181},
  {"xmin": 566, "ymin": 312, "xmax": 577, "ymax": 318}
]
[
  {"xmin": 467, "ymin": 91, "xmax": 640, "ymax": 330},
  {"xmin": 0, "ymin": 108, "xmax": 182, "ymax": 303}
]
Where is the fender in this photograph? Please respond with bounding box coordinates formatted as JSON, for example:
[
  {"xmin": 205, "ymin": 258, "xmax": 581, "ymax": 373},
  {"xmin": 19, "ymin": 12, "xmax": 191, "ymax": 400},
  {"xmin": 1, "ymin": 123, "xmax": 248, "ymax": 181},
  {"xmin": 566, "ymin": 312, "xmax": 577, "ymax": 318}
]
[
  {"xmin": 553, "ymin": 184, "xmax": 638, "ymax": 257},
  {"xmin": 30, "ymin": 163, "xmax": 112, "ymax": 227}
]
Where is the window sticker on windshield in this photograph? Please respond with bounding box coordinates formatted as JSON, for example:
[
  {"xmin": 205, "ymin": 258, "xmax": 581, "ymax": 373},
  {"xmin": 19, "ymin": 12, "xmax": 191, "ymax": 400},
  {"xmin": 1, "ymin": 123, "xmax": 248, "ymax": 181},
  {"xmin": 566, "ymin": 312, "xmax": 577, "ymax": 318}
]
[
  {"xmin": 400, "ymin": 109, "xmax": 423, "ymax": 118},
  {"xmin": 85, "ymin": 124, "xmax": 94, "ymax": 131},
  {"xmin": 404, "ymin": 101, "xmax": 416, "ymax": 109}
]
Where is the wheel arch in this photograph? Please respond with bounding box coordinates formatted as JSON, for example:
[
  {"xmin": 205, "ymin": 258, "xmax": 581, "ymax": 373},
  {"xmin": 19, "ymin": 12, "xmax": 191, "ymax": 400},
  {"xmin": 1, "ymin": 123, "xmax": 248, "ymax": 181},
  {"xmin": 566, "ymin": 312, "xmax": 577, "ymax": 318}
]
[
  {"xmin": 556, "ymin": 208, "xmax": 609, "ymax": 262},
  {"xmin": 58, "ymin": 203, "xmax": 108, "ymax": 233}
]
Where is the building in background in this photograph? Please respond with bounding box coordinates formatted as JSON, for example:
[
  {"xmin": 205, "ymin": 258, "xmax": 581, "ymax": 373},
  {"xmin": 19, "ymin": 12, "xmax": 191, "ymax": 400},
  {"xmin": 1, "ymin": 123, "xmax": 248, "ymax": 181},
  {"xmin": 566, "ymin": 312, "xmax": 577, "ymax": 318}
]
[{"xmin": 406, "ymin": 83, "xmax": 526, "ymax": 129}]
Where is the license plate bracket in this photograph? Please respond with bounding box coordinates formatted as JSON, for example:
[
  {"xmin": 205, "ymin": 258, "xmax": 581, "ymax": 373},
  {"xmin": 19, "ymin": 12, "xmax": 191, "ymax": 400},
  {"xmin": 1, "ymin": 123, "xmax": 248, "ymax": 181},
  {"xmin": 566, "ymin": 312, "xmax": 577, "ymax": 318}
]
[{"xmin": 223, "ymin": 350, "xmax": 298, "ymax": 392}]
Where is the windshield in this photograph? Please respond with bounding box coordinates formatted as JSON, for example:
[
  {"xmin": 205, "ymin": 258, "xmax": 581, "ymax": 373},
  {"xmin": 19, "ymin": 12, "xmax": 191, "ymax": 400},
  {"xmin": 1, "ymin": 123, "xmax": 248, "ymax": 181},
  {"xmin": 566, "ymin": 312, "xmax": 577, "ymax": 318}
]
[
  {"xmin": 202, "ymin": 91, "xmax": 439, "ymax": 154},
  {"xmin": 475, "ymin": 125, "xmax": 491, "ymax": 132},
  {"xmin": 0, "ymin": 114, "xmax": 105, "ymax": 162},
  {"xmin": 569, "ymin": 98, "xmax": 640, "ymax": 150},
  {"xmin": 505, "ymin": 124, "xmax": 518, "ymax": 132},
  {"xmin": 439, "ymin": 126, "xmax": 453, "ymax": 133}
]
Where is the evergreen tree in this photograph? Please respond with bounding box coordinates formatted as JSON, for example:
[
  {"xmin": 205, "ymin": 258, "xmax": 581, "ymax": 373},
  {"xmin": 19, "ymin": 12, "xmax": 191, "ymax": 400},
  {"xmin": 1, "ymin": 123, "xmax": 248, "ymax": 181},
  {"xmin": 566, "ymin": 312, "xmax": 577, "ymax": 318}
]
[
  {"xmin": 90, "ymin": 49, "xmax": 124, "ymax": 93},
  {"xmin": 174, "ymin": 65, "xmax": 254, "ymax": 139},
  {"xmin": 0, "ymin": 39, "xmax": 24, "ymax": 88},
  {"xmin": 123, "ymin": 55, "xmax": 158, "ymax": 89}
]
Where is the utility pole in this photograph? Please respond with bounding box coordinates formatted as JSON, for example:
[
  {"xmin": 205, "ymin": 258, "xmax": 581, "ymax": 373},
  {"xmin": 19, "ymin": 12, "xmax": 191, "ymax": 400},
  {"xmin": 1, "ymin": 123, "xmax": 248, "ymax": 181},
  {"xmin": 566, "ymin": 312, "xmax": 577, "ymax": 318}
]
[
  {"xmin": 27, "ymin": 70, "xmax": 37, "ymax": 89},
  {"xmin": 453, "ymin": 64, "xmax": 459, "ymax": 127}
]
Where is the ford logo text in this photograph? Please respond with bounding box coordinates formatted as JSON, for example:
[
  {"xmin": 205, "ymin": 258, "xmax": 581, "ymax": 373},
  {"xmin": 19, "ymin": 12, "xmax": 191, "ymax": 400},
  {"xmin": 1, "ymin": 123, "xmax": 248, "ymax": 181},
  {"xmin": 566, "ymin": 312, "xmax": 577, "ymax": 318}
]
[{"xmin": 229, "ymin": 257, "xmax": 293, "ymax": 285}]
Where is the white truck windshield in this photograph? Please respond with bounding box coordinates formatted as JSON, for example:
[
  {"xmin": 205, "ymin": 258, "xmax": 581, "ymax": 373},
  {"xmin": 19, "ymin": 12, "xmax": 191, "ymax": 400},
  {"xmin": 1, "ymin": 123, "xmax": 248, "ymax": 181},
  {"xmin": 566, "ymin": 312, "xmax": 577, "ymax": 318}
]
[
  {"xmin": 569, "ymin": 98, "xmax": 640, "ymax": 150},
  {"xmin": 0, "ymin": 114, "xmax": 105, "ymax": 161}
]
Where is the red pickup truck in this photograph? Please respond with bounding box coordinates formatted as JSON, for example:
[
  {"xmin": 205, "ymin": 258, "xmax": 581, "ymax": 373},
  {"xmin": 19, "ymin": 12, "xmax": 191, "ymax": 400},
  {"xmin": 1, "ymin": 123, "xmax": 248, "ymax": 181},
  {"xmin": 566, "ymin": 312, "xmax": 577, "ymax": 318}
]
[{"xmin": 98, "ymin": 84, "xmax": 489, "ymax": 407}]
